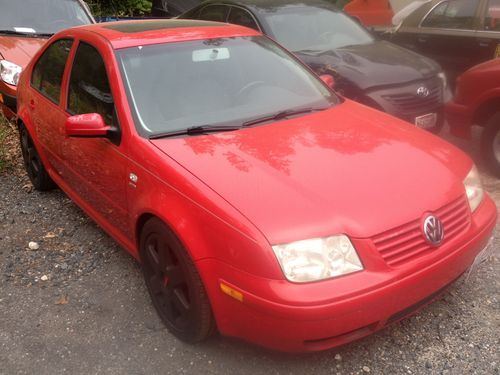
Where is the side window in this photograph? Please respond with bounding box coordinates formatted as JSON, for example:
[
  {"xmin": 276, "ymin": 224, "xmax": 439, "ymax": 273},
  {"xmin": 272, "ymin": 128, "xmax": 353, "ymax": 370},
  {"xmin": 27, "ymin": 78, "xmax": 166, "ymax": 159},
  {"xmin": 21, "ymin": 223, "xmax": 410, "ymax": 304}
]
[
  {"xmin": 485, "ymin": 0, "xmax": 500, "ymax": 31},
  {"xmin": 198, "ymin": 5, "xmax": 229, "ymax": 22},
  {"xmin": 31, "ymin": 39, "xmax": 73, "ymax": 104},
  {"xmin": 422, "ymin": 0, "xmax": 478, "ymax": 29},
  {"xmin": 227, "ymin": 7, "xmax": 259, "ymax": 31},
  {"xmin": 67, "ymin": 42, "xmax": 114, "ymax": 125}
]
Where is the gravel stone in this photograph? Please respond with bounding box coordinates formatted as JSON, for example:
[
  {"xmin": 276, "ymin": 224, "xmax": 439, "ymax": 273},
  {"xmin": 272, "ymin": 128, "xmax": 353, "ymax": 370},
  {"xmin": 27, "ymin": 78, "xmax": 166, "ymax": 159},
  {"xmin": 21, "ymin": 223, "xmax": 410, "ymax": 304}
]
[{"xmin": 1, "ymin": 126, "xmax": 498, "ymax": 374}]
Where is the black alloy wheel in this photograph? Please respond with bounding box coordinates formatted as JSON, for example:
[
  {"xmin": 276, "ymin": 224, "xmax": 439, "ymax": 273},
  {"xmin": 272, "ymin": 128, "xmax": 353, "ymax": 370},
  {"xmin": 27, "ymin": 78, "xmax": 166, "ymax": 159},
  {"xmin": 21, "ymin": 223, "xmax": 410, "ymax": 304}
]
[
  {"xmin": 19, "ymin": 124, "xmax": 55, "ymax": 191},
  {"xmin": 140, "ymin": 218, "xmax": 215, "ymax": 342}
]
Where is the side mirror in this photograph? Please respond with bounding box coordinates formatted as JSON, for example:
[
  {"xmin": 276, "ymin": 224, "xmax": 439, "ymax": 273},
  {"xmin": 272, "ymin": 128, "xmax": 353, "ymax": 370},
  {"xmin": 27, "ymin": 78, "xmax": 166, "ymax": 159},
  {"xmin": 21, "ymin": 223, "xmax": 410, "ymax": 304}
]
[
  {"xmin": 65, "ymin": 113, "xmax": 110, "ymax": 137},
  {"xmin": 320, "ymin": 74, "xmax": 335, "ymax": 89}
]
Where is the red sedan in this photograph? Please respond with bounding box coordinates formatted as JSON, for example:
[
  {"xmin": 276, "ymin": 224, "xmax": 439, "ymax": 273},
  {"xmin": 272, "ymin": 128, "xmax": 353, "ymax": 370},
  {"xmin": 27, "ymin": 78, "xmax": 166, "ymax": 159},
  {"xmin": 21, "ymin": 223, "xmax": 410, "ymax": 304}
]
[{"xmin": 16, "ymin": 20, "xmax": 496, "ymax": 352}]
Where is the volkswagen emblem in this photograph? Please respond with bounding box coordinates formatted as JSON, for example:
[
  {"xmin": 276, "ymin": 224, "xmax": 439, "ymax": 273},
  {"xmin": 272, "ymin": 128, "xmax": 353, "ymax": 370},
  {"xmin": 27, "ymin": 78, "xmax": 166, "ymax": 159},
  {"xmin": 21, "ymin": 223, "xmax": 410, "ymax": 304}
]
[
  {"xmin": 416, "ymin": 86, "xmax": 430, "ymax": 98},
  {"xmin": 423, "ymin": 215, "xmax": 444, "ymax": 246}
]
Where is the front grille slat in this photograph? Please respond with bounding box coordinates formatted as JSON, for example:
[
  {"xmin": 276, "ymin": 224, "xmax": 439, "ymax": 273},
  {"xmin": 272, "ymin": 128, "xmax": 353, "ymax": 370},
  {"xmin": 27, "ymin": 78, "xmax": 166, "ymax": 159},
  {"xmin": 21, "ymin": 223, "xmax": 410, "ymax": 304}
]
[
  {"xmin": 372, "ymin": 196, "xmax": 471, "ymax": 267},
  {"xmin": 382, "ymin": 79, "xmax": 442, "ymax": 115}
]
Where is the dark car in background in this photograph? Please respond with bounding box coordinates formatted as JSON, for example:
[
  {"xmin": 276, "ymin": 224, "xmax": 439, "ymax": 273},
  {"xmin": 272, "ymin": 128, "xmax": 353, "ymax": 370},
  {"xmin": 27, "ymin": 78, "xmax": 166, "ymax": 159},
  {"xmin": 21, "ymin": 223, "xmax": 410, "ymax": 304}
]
[
  {"xmin": 151, "ymin": 0, "xmax": 201, "ymax": 16},
  {"xmin": 181, "ymin": 0, "xmax": 449, "ymax": 131},
  {"xmin": 388, "ymin": 0, "xmax": 500, "ymax": 84},
  {"xmin": 0, "ymin": 0, "xmax": 94, "ymax": 117}
]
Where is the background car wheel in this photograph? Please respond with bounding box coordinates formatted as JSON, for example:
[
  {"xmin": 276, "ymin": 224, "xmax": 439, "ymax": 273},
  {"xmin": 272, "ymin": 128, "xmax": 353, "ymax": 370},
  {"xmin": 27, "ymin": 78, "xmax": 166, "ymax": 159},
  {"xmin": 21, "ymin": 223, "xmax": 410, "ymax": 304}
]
[
  {"xmin": 19, "ymin": 124, "xmax": 56, "ymax": 191},
  {"xmin": 481, "ymin": 111, "xmax": 500, "ymax": 178},
  {"xmin": 140, "ymin": 218, "xmax": 215, "ymax": 343}
]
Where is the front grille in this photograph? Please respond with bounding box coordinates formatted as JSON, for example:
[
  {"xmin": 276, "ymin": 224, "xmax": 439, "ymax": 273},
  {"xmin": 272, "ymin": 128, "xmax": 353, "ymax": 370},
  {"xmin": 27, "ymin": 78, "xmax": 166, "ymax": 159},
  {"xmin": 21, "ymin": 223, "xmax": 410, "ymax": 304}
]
[
  {"xmin": 382, "ymin": 79, "xmax": 442, "ymax": 115},
  {"xmin": 372, "ymin": 196, "xmax": 471, "ymax": 267}
]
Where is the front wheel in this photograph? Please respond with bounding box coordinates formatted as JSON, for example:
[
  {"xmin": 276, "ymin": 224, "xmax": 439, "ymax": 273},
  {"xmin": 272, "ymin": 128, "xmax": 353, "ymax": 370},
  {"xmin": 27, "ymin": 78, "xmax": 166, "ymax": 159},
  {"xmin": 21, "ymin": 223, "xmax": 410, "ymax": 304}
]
[
  {"xmin": 481, "ymin": 111, "xmax": 500, "ymax": 178},
  {"xmin": 19, "ymin": 124, "xmax": 56, "ymax": 191},
  {"xmin": 140, "ymin": 218, "xmax": 215, "ymax": 343}
]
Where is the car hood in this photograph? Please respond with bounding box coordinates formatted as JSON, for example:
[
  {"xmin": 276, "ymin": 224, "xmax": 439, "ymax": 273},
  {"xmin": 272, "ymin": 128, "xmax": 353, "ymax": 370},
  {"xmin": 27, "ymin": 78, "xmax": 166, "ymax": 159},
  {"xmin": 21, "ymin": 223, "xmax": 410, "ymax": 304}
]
[
  {"xmin": 0, "ymin": 35, "xmax": 47, "ymax": 68},
  {"xmin": 295, "ymin": 41, "xmax": 440, "ymax": 90},
  {"xmin": 151, "ymin": 101, "xmax": 470, "ymax": 245}
]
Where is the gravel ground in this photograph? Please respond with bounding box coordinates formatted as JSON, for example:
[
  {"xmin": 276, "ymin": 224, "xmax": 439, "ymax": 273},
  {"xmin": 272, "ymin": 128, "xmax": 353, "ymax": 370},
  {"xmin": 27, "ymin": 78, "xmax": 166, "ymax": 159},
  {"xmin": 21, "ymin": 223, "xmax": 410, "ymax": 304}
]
[{"xmin": 0, "ymin": 125, "xmax": 499, "ymax": 375}]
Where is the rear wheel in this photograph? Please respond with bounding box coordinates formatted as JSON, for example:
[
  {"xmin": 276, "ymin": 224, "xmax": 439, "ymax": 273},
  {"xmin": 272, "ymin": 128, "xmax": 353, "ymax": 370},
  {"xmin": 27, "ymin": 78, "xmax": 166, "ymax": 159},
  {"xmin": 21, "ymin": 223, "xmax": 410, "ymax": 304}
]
[
  {"xmin": 481, "ymin": 111, "xmax": 500, "ymax": 178},
  {"xmin": 19, "ymin": 124, "xmax": 56, "ymax": 191},
  {"xmin": 140, "ymin": 218, "xmax": 215, "ymax": 343}
]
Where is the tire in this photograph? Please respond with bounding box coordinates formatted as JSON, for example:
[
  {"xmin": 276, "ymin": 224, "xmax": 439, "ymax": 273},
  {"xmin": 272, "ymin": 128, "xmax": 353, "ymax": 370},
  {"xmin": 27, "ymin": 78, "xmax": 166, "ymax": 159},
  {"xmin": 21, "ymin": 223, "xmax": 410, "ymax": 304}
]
[
  {"xmin": 481, "ymin": 111, "xmax": 500, "ymax": 178},
  {"xmin": 19, "ymin": 124, "xmax": 56, "ymax": 191},
  {"xmin": 140, "ymin": 218, "xmax": 215, "ymax": 343}
]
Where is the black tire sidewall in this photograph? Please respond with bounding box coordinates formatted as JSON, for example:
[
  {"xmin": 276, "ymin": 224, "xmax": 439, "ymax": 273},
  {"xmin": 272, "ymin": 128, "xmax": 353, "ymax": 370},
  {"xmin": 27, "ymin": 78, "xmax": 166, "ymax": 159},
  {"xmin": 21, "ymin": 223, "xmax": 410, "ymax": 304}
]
[
  {"xmin": 481, "ymin": 111, "xmax": 500, "ymax": 178},
  {"xmin": 139, "ymin": 218, "xmax": 214, "ymax": 343},
  {"xmin": 19, "ymin": 124, "xmax": 55, "ymax": 191}
]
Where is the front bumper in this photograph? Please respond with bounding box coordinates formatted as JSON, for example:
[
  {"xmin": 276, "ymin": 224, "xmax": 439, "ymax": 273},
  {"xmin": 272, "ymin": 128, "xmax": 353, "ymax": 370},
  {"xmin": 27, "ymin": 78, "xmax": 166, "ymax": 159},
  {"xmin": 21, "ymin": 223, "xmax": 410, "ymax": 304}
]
[
  {"xmin": 197, "ymin": 195, "xmax": 497, "ymax": 352},
  {"xmin": 446, "ymin": 101, "xmax": 474, "ymax": 139}
]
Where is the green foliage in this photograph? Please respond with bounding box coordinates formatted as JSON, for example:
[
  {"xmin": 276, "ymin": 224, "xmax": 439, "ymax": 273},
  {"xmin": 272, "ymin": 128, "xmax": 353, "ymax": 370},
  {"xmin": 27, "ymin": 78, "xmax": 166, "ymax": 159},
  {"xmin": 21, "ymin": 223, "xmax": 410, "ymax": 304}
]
[{"xmin": 87, "ymin": 0, "xmax": 152, "ymax": 16}]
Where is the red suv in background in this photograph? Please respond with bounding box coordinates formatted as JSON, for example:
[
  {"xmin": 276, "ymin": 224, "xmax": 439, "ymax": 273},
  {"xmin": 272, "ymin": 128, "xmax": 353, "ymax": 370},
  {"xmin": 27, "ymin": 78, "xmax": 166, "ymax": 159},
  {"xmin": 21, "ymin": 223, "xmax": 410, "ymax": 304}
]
[
  {"xmin": 0, "ymin": 0, "xmax": 94, "ymax": 118},
  {"xmin": 446, "ymin": 59, "xmax": 500, "ymax": 176}
]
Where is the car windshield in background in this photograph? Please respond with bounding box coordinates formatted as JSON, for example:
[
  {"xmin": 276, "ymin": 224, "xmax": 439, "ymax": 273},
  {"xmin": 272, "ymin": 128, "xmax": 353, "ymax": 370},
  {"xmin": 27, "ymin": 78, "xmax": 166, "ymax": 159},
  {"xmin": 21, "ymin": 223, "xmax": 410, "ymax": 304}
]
[
  {"xmin": 0, "ymin": 0, "xmax": 91, "ymax": 35},
  {"xmin": 117, "ymin": 36, "xmax": 337, "ymax": 137},
  {"xmin": 261, "ymin": 6, "xmax": 374, "ymax": 52}
]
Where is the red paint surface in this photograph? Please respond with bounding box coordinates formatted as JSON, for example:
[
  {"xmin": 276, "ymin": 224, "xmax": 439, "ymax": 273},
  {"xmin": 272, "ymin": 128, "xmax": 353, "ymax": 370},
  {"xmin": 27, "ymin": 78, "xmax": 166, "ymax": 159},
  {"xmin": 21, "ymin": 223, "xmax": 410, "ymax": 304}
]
[{"xmin": 17, "ymin": 21, "xmax": 497, "ymax": 352}]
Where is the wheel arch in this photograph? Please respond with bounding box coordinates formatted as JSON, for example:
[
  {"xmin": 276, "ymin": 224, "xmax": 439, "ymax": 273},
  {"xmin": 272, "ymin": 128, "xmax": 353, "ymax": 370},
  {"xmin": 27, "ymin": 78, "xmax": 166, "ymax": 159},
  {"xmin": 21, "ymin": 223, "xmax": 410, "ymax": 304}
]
[{"xmin": 473, "ymin": 97, "xmax": 500, "ymax": 128}]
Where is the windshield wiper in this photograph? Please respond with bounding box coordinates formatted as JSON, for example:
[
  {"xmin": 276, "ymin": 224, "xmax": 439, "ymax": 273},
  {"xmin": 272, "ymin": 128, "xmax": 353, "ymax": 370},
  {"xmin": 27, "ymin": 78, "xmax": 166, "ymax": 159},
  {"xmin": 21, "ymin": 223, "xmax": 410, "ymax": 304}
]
[
  {"xmin": 0, "ymin": 29, "xmax": 53, "ymax": 37},
  {"xmin": 242, "ymin": 107, "xmax": 328, "ymax": 127},
  {"xmin": 149, "ymin": 124, "xmax": 242, "ymax": 139}
]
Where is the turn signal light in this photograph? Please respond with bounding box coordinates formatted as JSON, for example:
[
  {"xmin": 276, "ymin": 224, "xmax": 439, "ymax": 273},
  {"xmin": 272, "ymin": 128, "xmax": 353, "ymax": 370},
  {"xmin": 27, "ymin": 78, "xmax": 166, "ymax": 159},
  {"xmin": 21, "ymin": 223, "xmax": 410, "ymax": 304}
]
[{"xmin": 220, "ymin": 282, "xmax": 243, "ymax": 302}]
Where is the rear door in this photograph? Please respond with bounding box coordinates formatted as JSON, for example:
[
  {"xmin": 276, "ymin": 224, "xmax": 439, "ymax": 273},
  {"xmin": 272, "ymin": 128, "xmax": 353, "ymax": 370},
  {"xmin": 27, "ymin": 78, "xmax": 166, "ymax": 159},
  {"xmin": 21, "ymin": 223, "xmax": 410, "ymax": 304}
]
[
  {"xmin": 477, "ymin": 0, "xmax": 500, "ymax": 61},
  {"xmin": 29, "ymin": 39, "xmax": 74, "ymax": 176},
  {"xmin": 417, "ymin": 0, "xmax": 481, "ymax": 80}
]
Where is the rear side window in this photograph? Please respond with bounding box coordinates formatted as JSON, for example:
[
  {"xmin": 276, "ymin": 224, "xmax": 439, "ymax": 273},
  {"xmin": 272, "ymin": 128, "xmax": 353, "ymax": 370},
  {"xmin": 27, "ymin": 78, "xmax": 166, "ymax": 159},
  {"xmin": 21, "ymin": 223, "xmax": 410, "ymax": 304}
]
[
  {"xmin": 31, "ymin": 39, "xmax": 73, "ymax": 104},
  {"xmin": 228, "ymin": 7, "xmax": 259, "ymax": 31},
  {"xmin": 67, "ymin": 42, "xmax": 114, "ymax": 125},
  {"xmin": 198, "ymin": 5, "xmax": 229, "ymax": 22},
  {"xmin": 485, "ymin": 0, "xmax": 500, "ymax": 31},
  {"xmin": 422, "ymin": 0, "xmax": 478, "ymax": 29}
]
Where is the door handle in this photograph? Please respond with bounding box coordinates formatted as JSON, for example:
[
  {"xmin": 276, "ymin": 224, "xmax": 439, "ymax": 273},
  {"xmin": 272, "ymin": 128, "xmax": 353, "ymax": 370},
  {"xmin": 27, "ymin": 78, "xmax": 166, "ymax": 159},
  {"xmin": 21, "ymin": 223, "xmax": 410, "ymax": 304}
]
[
  {"xmin": 477, "ymin": 38, "xmax": 492, "ymax": 47},
  {"xmin": 29, "ymin": 99, "xmax": 35, "ymax": 110},
  {"xmin": 417, "ymin": 35, "xmax": 429, "ymax": 43}
]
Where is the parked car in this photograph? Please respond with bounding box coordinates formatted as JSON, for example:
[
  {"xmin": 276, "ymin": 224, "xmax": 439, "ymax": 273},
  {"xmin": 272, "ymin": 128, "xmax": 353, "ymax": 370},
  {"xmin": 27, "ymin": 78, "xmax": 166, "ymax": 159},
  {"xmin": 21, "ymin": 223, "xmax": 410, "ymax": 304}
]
[
  {"xmin": 16, "ymin": 19, "xmax": 496, "ymax": 352},
  {"xmin": 181, "ymin": 0, "xmax": 449, "ymax": 132},
  {"xmin": 446, "ymin": 59, "xmax": 500, "ymax": 176},
  {"xmin": 0, "ymin": 0, "xmax": 94, "ymax": 118},
  {"xmin": 151, "ymin": 0, "xmax": 201, "ymax": 16},
  {"xmin": 387, "ymin": 0, "xmax": 500, "ymax": 85}
]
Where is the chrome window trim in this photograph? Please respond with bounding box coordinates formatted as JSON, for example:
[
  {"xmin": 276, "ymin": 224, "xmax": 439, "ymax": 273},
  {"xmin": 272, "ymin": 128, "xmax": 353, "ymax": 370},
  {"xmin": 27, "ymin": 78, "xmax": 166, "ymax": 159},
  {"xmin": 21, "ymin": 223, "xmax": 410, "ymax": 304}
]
[
  {"xmin": 227, "ymin": 4, "xmax": 263, "ymax": 32},
  {"xmin": 196, "ymin": 3, "xmax": 263, "ymax": 32}
]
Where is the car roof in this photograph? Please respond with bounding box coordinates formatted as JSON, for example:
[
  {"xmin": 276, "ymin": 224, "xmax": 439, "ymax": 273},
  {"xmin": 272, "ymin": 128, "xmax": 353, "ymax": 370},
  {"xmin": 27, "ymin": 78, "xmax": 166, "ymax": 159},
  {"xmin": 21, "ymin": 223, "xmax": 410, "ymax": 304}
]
[{"xmin": 65, "ymin": 19, "xmax": 261, "ymax": 49}]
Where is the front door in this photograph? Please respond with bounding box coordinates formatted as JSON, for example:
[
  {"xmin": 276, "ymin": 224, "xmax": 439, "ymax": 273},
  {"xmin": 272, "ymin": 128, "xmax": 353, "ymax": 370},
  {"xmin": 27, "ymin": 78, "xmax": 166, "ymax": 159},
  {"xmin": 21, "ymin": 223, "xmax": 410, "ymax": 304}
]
[
  {"xmin": 61, "ymin": 41, "xmax": 131, "ymax": 241},
  {"xmin": 415, "ymin": 0, "xmax": 481, "ymax": 80}
]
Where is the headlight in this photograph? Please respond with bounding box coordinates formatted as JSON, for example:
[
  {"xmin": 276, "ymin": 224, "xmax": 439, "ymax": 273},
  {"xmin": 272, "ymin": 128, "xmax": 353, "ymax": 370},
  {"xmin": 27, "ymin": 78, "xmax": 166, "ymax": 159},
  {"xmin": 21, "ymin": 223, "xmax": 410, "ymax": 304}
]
[
  {"xmin": 464, "ymin": 165, "xmax": 484, "ymax": 212},
  {"xmin": 0, "ymin": 60, "xmax": 22, "ymax": 86},
  {"xmin": 272, "ymin": 235, "xmax": 363, "ymax": 283}
]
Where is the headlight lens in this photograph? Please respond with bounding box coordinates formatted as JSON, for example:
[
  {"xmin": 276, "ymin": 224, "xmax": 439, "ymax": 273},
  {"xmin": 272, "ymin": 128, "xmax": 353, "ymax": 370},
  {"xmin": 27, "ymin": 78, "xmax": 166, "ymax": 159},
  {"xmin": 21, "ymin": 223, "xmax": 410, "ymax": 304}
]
[
  {"xmin": 0, "ymin": 60, "xmax": 22, "ymax": 86},
  {"xmin": 272, "ymin": 235, "xmax": 363, "ymax": 283},
  {"xmin": 464, "ymin": 165, "xmax": 484, "ymax": 212}
]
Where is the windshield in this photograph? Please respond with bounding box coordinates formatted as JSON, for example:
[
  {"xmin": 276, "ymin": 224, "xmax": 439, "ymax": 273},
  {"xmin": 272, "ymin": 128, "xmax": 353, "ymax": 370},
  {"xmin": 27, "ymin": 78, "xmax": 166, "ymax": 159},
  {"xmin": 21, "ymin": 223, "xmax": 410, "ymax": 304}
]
[
  {"xmin": 117, "ymin": 36, "xmax": 338, "ymax": 137},
  {"xmin": 262, "ymin": 6, "xmax": 374, "ymax": 52},
  {"xmin": 0, "ymin": 0, "xmax": 92, "ymax": 35}
]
